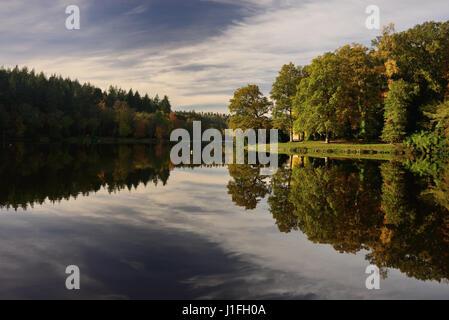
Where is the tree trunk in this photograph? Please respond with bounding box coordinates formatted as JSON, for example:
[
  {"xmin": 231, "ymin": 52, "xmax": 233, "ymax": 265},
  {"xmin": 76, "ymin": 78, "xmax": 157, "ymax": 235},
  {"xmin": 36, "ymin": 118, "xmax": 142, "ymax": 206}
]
[
  {"xmin": 289, "ymin": 109, "xmax": 293, "ymax": 142},
  {"xmin": 325, "ymin": 132, "xmax": 329, "ymax": 144}
]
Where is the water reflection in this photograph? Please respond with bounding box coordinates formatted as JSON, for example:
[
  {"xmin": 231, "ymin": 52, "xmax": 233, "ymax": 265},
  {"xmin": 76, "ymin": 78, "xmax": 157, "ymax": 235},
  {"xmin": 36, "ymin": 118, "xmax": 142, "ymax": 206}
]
[
  {"xmin": 0, "ymin": 143, "xmax": 172, "ymax": 210},
  {"xmin": 1, "ymin": 144, "xmax": 449, "ymax": 298},
  {"xmin": 228, "ymin": 156, "xmax": 449, "ymax": 284}
]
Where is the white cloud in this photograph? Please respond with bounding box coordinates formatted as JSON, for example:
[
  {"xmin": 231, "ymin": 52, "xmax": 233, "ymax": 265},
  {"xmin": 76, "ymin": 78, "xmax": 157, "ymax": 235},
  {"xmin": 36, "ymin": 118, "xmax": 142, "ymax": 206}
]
[{"xmin": 124, "ymin": 5, "xmax": 148, "ymax": 15}]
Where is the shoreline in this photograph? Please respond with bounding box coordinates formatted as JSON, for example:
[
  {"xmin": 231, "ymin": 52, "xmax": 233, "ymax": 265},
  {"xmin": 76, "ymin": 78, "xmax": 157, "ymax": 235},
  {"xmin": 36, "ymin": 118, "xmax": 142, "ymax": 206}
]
[{"xmin": 249, "ymin": 141, "xmax": 405, "ymax": 161}]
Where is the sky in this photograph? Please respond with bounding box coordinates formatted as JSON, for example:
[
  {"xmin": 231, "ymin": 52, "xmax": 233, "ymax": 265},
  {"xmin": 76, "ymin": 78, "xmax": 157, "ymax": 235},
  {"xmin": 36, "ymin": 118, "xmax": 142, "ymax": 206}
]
[{"xmin": 1, "ymin": 0, "xmax": 449, "ymax": 113}]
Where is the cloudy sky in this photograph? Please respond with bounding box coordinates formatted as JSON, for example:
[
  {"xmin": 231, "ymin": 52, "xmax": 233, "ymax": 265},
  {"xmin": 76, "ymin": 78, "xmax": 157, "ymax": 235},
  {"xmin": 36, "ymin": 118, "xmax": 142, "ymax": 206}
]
[{"xmin": 1, "ymin": 0, "xmax": 449, "ymax": 112}]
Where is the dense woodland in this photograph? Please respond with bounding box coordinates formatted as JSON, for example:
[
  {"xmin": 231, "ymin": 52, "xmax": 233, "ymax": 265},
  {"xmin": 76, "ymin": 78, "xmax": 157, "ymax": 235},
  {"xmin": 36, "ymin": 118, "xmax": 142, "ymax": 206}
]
[
  {"xmin": 229, "ymin": 20, "xmax": 449, "ymax": 153},
  {"xmin": 0, "ymin": 67, "xmax": 228, "ymax": 141}
]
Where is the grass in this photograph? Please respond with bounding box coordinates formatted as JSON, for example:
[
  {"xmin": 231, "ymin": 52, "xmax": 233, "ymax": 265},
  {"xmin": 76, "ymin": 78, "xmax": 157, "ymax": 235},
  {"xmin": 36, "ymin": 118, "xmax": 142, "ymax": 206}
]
[{"xmin": 249, "ymin": 141, "xmax": 403, "ymax": 161}]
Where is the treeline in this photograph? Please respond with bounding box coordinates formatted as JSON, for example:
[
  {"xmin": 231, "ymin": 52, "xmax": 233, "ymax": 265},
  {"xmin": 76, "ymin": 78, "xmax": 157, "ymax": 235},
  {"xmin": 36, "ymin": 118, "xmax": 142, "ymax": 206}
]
[
  {"xmin": 173, "ymin": 111, "xmax": 229, "ymax": 136},
  {"xmin": 229, "ymin": 21, "xmax": 449, "ymax": 149},
  {"xmin": 0, "ymin": 67, "xmax": 229, "ymax": 141}
]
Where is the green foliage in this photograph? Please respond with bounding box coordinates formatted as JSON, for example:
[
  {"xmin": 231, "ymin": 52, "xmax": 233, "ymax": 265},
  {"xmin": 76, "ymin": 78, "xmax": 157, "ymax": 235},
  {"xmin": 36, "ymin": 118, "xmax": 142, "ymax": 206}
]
[
  {"xmin": 289, "ymin": 160, "xmax": 383, "ymax": 253},
  {"xmin": 375, "ymin": 21, "xmax": 449, "ymax": 135},
  {"xmin": 293, "ymin": 52, "xmax": 341, "ymax": 142},
  {"xmin": 381, "ymin": 80, "xmax": 414, "ymax": 143},
  {"xmin": 380, "ymin": 162, "xmax": 416, "ymax": 226},
  {"xmin": 114, "ymin": 101, "xmax": 135, "ymax": 137},
  {"xmin": 229, "ymin": 84, "xmax": 272, "ymax": 130},
  {"xmin": 375, "ymin": 21, "xmax": 449, "ymax": 102},
  {"xmin": 404, "ymin": 131, "xmax": 442, "ymax": 154},
  {"xmin": 404, "ymin": 100, "xmax": 449, "ymax": 154},
  {"xmin": 0, "ymin": 67, "xmax": 175, "ymax": 141},
  {"xmin": 293, "ymin": 45, "xmax": 384, "ymax": 142},
  {"xmin": 271, "ymin": 63, "xmax": 304, "ymax": 141},
  {"xmin": 267, "ymin": 165, "xmax": 298, "ymax": 233},
  {"xmin": 159, "ymin": 95, "xmax": 172, "ymax": 113},
  {"xmin": 256, "ymin": 20, "xmax": 447, "ymax": 148}
]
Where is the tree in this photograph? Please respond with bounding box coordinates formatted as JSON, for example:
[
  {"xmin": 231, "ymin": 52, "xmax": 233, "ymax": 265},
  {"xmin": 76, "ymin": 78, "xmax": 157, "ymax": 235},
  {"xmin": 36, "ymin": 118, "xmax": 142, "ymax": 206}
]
[
  {"xmin": 152, "ymin": 111, "xmax": 173, "ymax": 140},
  {"xmin": 0, "ymin": 66, "xmax": 180, "ymax": 140},
  {"xmin": 271, "ymin": 63, "xmax": 304, "ymax": 141},
  {"xmin": 381, "ymin": 80, "xmax": 414, "ymax": 143},
  {"xmin": 133, "ymin": 112, "xmax": 150, "ymax": 138},
  {"xmin": 293, "ymin": 45, "xmax": 385, "ymax": 143},
  {"xmin": 114, "ymin": 101, "xmax": 134, "ymax": 137},
  {"xmin": 293, "ymin": 52, "xmax": 342, "ymax": 143},
  {"xmin": 159, "ymin": 95, "xmax": 172, "ymax": 113},
  {"xmin": 374, "ymin": 21, "xmax": 449, "ymax": 134},
  {"xmin": 228, "ymin": 84, "xmax": 272, "ymax": 130},
  {"xmin": 333, "ymin": 44, "xmax": 385, "ymax": 139}
]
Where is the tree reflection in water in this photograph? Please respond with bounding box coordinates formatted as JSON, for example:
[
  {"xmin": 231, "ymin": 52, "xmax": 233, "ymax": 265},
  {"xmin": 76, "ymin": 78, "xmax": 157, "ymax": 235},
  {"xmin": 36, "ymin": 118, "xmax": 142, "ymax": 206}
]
[
  {"xmin": 2, "ymin": 143, "xmax": 449, "ymax": 284},
  {"xmin": 227, "ymin": 155, "xmax": 449, "ymax": 283}
]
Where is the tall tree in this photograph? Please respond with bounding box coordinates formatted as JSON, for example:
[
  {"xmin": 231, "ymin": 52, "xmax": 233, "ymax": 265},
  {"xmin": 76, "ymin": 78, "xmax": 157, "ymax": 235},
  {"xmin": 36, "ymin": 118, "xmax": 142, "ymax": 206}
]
[
  {"xmin": 159, "ymin": 95, "xmax": 172, "ymax": 113},
  {"xmin": 293, "ymin": 45, "xmax": 385, "ymax": 143},
  {"xmin": 374, "ymin": 21, "xmax": 449, "ymax": 134},
  {"xmin": 228, "ymin": 84, "xmax": 272, "ymax": 130},
  {"xmin": 334, "ymin": 44, "xmax": 385, "ymax": 139},
  {"xmin": 114, "ymin": 101, "xmax": 135, "ymax": 137},
  {"xmin": 271, "ymin": 63, "xmax": 304, "ymax": 141},
  {"xmin": 293, "ymin": 52, "xmax": 342, "ymax": 143},
  {"xmin": 381, "ymin": 80, "xmax": 414, "ymax": 143}
]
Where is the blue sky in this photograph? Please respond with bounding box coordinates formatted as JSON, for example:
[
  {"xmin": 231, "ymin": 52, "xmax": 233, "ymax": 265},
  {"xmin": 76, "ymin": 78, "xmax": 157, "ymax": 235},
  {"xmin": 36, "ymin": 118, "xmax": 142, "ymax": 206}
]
[{"xmin": 1, "ymin": 0, "xmax": 449, "ymax": 112}]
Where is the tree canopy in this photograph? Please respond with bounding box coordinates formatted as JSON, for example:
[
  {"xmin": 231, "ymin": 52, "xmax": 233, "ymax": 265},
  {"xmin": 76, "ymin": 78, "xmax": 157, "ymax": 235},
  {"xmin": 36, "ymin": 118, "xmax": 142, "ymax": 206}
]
[
  {"xmin": 271, "ymin": 63, "xmax": 304, "ymax": 141},
  {"xmin": 228, "ymin": 84, "xmax": 272, "ymax": 130}
]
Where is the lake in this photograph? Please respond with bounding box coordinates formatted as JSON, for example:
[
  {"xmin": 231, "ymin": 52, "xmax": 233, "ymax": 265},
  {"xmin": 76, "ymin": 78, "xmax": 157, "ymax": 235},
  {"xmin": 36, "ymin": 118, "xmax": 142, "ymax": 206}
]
[{"xmin": 0, "ymin": 143, "xmax": 449, "ymax": 299}]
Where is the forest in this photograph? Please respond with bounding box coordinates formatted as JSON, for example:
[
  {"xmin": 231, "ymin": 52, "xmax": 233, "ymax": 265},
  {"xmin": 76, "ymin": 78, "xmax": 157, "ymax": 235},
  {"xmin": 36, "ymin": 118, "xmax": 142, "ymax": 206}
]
[
  {"xmin": 0, "ymin": 67, "xmax": 228, "ymax": 142},
  {"xmin": 228, "ymin": 20, "xmax": 449, "ymax": 154}
]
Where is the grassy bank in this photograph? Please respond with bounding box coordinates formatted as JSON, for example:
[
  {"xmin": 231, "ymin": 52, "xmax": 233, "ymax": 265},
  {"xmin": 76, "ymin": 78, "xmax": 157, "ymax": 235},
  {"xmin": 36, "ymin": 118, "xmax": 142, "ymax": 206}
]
[{"xmin": 251, "ymin": 141, "xmax": 403, "ymax": 161}]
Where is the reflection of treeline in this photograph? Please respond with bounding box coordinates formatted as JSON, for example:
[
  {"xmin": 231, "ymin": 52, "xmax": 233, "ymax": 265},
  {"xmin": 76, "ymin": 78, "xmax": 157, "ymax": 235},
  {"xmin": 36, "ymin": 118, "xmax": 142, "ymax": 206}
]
[
  {"xmin": 227, "ymin": 158, "xmax": 449, "ymax": 282},
  {"xmin": 0, "ymin": 67, "xmax": 229, "ymax": 141},
  {"xmin": 0, "ymin": 144, "xmax": 172, "ymax": 210},
  {"xmin": 180, "ymin": 164, "xmax": 227, "ymax": 169}
]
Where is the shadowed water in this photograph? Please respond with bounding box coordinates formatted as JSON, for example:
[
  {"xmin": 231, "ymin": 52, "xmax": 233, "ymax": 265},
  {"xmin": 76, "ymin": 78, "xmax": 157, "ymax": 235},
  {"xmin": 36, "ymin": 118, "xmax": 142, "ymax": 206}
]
[{"xmin": 1, "ymin": 143, "xmax": 449, "ymax": 299}]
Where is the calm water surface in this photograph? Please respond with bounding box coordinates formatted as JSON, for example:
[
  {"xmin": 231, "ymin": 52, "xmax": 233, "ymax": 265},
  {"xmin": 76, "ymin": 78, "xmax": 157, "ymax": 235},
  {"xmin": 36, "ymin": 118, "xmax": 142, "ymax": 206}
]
[{"xmin": 1, "ymin": 143, "xmax": 449, "ymax": 299}]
